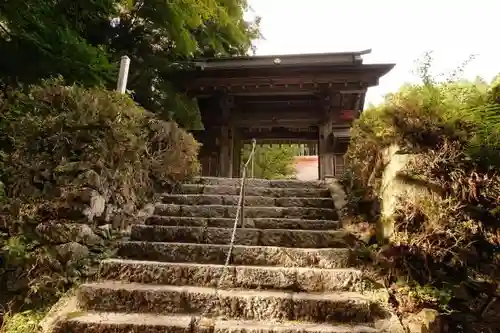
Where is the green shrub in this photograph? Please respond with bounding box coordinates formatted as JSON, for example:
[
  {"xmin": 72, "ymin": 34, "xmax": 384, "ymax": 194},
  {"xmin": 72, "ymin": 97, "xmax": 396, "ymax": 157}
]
[
  {"xmin": 0, "ymin": 80, "xmax": 200, "ymax": 310},
  {"xmin": 2, "ymin": 80, "xmax": 200, "ymax": 203},
  {"xmin": 343, "ymin": 54, "xmax": 500, "ymax": 329},
  {"xmin": 344, "ymin": 76, "xmax": 499, "ymax": 218},
  {"xmin": 241, "ymin": 144, "xmax": 299, "ymax": 179},
  {"xmin": 1, "ymin": 310, "xmax": 46, "ymax": 333}
]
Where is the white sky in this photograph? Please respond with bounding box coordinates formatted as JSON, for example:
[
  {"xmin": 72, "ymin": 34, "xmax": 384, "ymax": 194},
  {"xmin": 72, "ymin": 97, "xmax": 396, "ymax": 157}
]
[{"xmin": 247, "ymin": 0, "xmax": 500, "ymax": 105}]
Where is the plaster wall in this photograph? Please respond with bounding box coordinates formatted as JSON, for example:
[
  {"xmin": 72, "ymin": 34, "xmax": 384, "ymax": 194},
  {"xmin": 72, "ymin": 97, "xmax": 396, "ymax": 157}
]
[{"xmin": 294, "ymin": 155, "xmax": 319, "ymax": 180}]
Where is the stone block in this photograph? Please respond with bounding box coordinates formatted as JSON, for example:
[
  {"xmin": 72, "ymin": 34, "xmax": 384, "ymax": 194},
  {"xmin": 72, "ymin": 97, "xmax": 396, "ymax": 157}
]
[
  {"xmin": 117, "ymin": 242, "xmax": 354, "ymax": 268},
  {"xmin": 77, "ymin": 282, "xmax": 386, "ymax": 323},
  {"xmin": 130, "ymin": 225, "xmax": 352, "ymax": 248}
]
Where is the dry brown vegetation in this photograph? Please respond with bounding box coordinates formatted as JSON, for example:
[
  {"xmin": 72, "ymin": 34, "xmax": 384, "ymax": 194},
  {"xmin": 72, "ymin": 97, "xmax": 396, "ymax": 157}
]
[{"xmin": 342, "ymin": 56, "xmax": 500, "ymax": 332}]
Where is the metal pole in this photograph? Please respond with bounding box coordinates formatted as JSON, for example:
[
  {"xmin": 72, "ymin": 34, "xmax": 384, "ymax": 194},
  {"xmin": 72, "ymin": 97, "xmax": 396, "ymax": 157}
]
[{"xmin": 117, "ymin": 55, "xmax": 131, "ymax": 93}]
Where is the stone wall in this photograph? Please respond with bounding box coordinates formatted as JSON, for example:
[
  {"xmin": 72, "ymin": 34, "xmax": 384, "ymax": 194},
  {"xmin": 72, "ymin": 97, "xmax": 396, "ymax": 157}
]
[{"xmin": 378, "ymin": 144, "xmax": 442, "ymax": 241}]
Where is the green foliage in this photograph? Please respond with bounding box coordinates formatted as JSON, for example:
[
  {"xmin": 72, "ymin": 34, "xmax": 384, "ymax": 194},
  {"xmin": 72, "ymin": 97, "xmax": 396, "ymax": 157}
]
[
  {"xmin": 2, "ymin": 79, "xmax": 200, "ymax": 203},
  {"xmin": 0, "ymin": 0, "xmax": 118, "ymax": 87},
  {"xmin": 344, "ymin": 53, "xmax": 500, "ymax": 211},
  {"xmin": 108, "ymin": 0, "xmax": 260, "ymax": 128},
  {"xmin": 0, "ymin": 0, "xmax": 260, "ymax": 128},
  {"xmin": 241, "ymin": 144, "xmax": 299, "ymax": 180},
  {"xmin": 343, "ymin": 52, "xmax": 500, "ymax": 328},
  {"xmin": 394, "ymin": 283, "xmax": 453, "ymax": 313},
  {"xmin": 0, "ymin": 80, "xmax": 200, "ymax": 309},
  {"xmin": 0, "ymin": 180, "xmax": 4, "ymax": 202},
  {"xmin": 1, "ymin": 310, "xmax": 46, "ymax": 333}
]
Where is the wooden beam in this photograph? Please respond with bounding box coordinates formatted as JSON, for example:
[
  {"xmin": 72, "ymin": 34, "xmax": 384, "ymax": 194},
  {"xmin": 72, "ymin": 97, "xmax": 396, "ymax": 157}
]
[
  {"xmin": 232, "ymin": 110, "xmax": 321, "ymax": 127},
  {"xmin": 243, "ymin": 138, "xmax": 317, "ymax": 145},
  {"xmin": 186, "ymin": 76, "xmax": 373, "ymax": 90},
  {"xmin": 233, "ymin": 107, "xmax": 321, "ymax": 118},
  {"xmin": 236, "ymin": 105, "xmax": 322, "ymax": 115},
  {"xmin": 240, "ymin": 128, "xmax": 318, "ymax": 141},
  {"xmin": 235, "ymin": 94, "xmax": 319, "ymax": 103},
  {"xmin": 235, "ymin": 119, "xmax": 319, "ymax": 128},
  {"xmin": 187, "ymin": 82, "xmax": 369, "ymax": 96}
]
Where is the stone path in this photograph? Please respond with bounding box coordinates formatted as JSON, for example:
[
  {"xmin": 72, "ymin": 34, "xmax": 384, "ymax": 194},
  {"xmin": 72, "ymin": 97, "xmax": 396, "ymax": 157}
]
[{"xmin": 54, "ymin": 177, "xmax": 396, "ymax": 333}]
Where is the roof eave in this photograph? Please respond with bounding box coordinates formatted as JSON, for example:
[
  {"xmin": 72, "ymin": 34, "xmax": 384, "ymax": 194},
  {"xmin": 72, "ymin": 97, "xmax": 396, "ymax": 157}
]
[
  {"xmin": 193, "ymin": 49, "xmax": 374, "ymax": 70},
  {"xmin": 196, "ymin": 49, "xmax": 372, "ymax": 62}
]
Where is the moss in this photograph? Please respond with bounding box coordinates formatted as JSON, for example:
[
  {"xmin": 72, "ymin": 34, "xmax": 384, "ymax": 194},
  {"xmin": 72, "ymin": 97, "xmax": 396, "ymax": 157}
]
[{"xmin": 1, "ymin": 310, "xmax": 46, "ymax": 333}]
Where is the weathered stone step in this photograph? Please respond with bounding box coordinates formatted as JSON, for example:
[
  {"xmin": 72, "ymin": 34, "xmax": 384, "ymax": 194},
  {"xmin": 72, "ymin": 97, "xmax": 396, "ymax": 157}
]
[
  {"xmin": 146, "ymin": 216, "xmax": 341, "ymax": 230},
  {"xmin": 130, "ymin": 225, "xmax": 354, "ymax": 248},
  {"xmin": 54, "ymin": 313, "xmax": 193, "ymax": 333},
  {"xmin": 189, "ymin": 177, "xmax": 324, "ymax": 189},
  {"xmin": 55, "ymin": 312, "xmax": 382, "ymax": 333},
  {"xmin": 99, "ymin": 259, "xmax": 363, "ymax": 292},
  {"xmin": 210, "ymin": 319, "xmax": 381, "ymax": 333},
  {"xmin": 179, "ymin": 184, "xmax": 331, "ymax": 198},
  {"xmin": 118, "ymin": 242, "xmax": 355, "ymax": 269},
  {"xmin": 77, "ymin": 282, "xmax": 387, "ymax": 323},
  {"xmin": 155, "ymin": 204, "xmax": 338, "ymax": 220},
  {"xmin": 161, "ymin": 194, "xmax": 334, "ymax": 209}
]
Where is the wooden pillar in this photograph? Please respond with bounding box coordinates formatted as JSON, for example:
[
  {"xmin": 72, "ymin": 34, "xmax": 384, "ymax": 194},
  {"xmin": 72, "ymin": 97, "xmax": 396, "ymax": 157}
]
[
  {"xmin": 232, "ymin": 128, "xmax": 242, "ymax": 178},
  {"xmin": 318, "ymin": 91, "xmax": 338, "ymax": 179},
  {"xmin": 218, "ymin": 93, "xmax": 234, "ymax": 178},
  {"xmin": 218, "ymin": 126, "xmax": 231, "ymax": 177},
  {"xmin": 192, "ymin": 129, "xmax": 218, "ymax": 177},
  {"xmin": 318, "ymin": 123, "xmax": 334, "ymax": 179},
  {"xmin": 307, "ymin": 143, "xmax": 316, "ymax": 155}
]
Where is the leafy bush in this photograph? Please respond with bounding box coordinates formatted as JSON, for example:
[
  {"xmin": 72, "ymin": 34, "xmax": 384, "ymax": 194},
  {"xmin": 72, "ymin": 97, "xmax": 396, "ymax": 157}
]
[
  {"xmin": 2, "ymin": 79, "xmax": 199, "ymax": 204},
  {"xmin": 241, "ymin": 144, "xmax": 299, "ymax": 179},
  {"xmin": 343, "ymin": 53, "xmax": 500, "ymax": 330},
  {"xmin": 0, "ymin": 80, "xmax": 200, "ymax": 310}
]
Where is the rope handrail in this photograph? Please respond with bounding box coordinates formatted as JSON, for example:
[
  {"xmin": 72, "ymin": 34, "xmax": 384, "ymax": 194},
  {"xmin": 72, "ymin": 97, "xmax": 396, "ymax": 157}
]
[
  {"xmin": 201, "ymin": 139, "xmax": 255, "ymax": 315},
  {"xmin": 220, "ymin": 138, "xmax": 257, "ymax": 278}
]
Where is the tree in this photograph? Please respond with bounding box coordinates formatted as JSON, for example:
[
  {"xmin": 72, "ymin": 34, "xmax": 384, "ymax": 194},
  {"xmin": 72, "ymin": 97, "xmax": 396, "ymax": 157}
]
[
  {"xmin": 0, "ymin": 0, "xmax": 117, "ymax": 88},
  {"xmin": 0, "ymin": 0, "xmax": 260, "ymax": 128},
  {"xmin": 242, "ymin": 144, "xmax": 299, "ymax": 180},
  {"xmin": 107, "ymin": 0, "xmax": 260, "ymax": 128}
]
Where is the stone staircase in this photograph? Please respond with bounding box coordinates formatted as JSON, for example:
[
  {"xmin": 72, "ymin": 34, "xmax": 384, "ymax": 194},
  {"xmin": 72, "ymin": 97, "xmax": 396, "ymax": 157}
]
[{"xmin": 53, "ymin": 177, "xmax": 397, "ymax": 333}]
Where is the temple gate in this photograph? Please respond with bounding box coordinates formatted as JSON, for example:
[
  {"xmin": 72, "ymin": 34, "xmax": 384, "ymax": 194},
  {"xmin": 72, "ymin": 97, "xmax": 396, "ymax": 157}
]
[{"xmin": 174, "ymin": 49, "xmax": 394, "ymax": 179}]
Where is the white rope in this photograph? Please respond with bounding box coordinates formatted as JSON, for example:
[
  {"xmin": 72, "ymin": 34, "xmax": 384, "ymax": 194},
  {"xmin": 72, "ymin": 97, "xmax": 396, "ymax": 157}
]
[
  {"xmin": 200, "ymin": 139, "xmax": 257, "ymax": 318},
  {"xmin": 219, "ymin": 138, "xmax": 257, "ymax": 283}
]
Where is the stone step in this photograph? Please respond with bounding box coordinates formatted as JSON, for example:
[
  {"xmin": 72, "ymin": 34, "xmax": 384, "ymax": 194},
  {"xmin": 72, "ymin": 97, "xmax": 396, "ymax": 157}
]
[
  {"xmin": 117, "ymin": 242, "xmax": 355, "ymax": 269},
  {"xmin": 55, "ymin": 312, "xmax": 382, "ymax": 333},
  {"xmin": 155, "ymin": 204, "xmax": 338, "ymax": 220},
  {"xmin": 54, "ymin": 313, "xmax": 193, "ymax": 333},
  {"xmin": 179, "ymin": 184, "xmax": 331, "ymax": 198},
  {"xmin": 77, "ymin": 282, "xmax": 387, "ymax": 323},
  {"xmin": 146, "ymin": 216, "xmax": 341, "ymax": 230},
  {"xmin": 130, "ymin": 226, "xmax": 354, "ymax": 248},
  {"xmin": 189, "ymin": 177, "xmax": 324, "ymax": 189},
  {"xmin": 99, "ymin": 259, "xmax": 363, "ymax": 292},
  {"xmin": 161, "ymin": 194, "xmax": 334, "ymax": 209}
]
